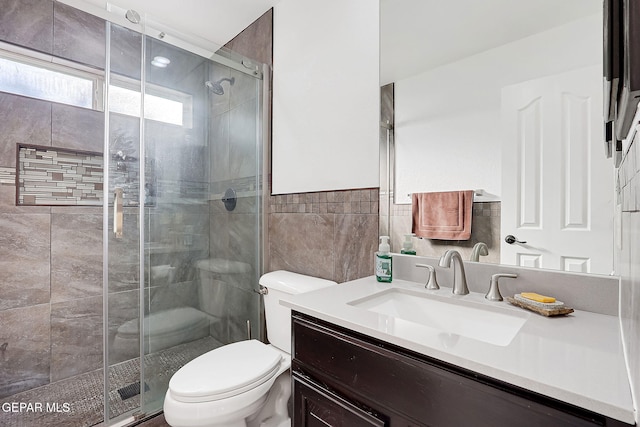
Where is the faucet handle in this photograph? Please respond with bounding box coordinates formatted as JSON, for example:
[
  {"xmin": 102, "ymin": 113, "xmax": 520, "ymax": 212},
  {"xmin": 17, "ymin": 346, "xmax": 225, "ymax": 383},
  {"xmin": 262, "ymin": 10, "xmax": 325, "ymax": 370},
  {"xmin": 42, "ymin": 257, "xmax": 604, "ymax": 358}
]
[
  {"xmin": 416, "ymin": 264, "xmax": 440, "ymax": 290},
  {"xmin": 486, "ymin": 273, "xmax": 518, "ymax": 301}
]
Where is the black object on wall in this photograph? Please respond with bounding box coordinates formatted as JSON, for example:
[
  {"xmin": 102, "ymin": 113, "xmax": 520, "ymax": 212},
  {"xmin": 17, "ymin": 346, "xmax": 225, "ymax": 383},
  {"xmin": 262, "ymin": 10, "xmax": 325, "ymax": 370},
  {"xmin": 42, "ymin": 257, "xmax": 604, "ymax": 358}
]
[
  {"xmin": 605, "ymin": 0, "xmax": 640, "ymax": 148},
  {"xmin": 604, "ymin": 0, "xmax": 621, "ymax": 158}
]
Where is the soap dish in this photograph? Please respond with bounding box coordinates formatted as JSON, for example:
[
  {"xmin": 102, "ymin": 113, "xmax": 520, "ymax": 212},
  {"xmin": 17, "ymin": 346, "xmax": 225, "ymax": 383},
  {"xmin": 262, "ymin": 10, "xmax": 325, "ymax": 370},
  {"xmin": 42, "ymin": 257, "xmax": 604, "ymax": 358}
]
[{"xmin": 506, "ymin": 295, "xmax": 574, "ymax": 317}]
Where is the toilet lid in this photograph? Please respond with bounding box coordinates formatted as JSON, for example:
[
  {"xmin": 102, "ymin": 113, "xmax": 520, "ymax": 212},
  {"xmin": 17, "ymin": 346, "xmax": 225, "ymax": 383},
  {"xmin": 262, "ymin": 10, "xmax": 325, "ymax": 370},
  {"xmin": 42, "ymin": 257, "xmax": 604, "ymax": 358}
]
[{"xmin": 169, "ymin": 340, "xmax": 283, "ymax": 403}]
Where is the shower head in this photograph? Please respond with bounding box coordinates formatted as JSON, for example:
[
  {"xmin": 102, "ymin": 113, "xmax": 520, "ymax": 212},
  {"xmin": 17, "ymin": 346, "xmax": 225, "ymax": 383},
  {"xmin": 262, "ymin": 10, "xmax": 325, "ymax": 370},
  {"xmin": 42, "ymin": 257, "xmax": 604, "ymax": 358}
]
[{"xmin": 205, "ymin": 77, "xmax": 235, "ymax": 95}]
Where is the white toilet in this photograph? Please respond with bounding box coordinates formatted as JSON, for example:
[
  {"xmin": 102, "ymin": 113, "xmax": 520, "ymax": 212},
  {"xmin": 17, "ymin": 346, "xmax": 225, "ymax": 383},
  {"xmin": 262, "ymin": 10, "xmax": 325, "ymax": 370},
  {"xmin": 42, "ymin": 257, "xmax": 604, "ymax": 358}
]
[{"xmin": 163, "ymin": 270, "xmax": 337, "ymax": 427}]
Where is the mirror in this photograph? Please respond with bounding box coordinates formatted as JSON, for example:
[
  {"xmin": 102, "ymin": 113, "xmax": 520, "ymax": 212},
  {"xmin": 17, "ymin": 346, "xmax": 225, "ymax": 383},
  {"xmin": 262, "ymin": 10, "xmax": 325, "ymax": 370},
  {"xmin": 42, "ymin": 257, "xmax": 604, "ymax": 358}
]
[{"xmin": 380, "ymin": 0, "xmax": 614, "ymax": 275}]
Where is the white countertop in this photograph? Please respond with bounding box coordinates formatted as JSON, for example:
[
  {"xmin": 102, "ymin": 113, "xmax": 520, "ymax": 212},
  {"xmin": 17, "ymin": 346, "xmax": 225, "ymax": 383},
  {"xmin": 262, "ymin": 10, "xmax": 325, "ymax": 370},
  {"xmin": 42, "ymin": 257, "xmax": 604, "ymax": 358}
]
[{"xmin": 282, "ymin": 276, "xmax": 636, "ymax": 424}]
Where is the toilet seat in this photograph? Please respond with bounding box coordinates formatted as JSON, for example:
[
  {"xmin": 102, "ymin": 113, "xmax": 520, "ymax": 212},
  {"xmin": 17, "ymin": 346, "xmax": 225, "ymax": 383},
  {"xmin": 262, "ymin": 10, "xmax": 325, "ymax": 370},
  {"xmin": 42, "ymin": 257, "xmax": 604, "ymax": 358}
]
[{"xmin": 168, "ymin": 340, "xmax": 283, "ymax": 403}]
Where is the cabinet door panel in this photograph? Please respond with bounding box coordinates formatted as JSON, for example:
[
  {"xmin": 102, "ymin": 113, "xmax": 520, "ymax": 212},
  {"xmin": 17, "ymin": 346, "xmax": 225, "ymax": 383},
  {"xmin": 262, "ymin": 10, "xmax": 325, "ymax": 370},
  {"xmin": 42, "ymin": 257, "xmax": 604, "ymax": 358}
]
[{"xmin": 293, "ymin": 375, "xmax": 387, "ymax": 427}]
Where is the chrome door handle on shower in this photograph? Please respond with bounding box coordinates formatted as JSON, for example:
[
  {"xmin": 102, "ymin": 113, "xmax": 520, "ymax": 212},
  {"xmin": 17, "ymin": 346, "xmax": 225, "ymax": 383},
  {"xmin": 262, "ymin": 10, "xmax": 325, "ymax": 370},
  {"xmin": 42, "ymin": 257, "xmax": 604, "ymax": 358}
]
[{"xmin": 114, "ymin": 187, "xmax": 123, "ymax": 239}]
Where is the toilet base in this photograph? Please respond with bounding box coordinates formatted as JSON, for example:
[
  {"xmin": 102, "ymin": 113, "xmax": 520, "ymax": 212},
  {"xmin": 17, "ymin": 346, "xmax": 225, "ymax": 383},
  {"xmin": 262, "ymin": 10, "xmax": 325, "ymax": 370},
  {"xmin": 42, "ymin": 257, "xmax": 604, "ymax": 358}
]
[
  {"xmin": 164, "ymin": 390, "xmax": 269, "ymax": 427},
  {"xmin": 247, "ymin": 371, "xmax": 291, "ymax": 427}
]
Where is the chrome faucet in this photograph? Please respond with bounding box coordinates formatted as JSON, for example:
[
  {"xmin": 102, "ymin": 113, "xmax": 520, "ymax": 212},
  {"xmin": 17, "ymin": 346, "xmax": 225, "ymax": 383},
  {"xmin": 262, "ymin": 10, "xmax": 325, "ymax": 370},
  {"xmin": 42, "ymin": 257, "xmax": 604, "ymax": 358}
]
[
  {"xmin": 416, "ymin": 264, "xmax": 440, "ymax": 290},
  {"xmin": 485, "ymin": 273, "xmax": 518, "ymax": 301},
  {"xmin": 470, "ymin": 242, "xmax": 489, "ymax": 262},
  {"xmin": 438, "ymin": 250, "xmax": 469, "ymax": 295}
]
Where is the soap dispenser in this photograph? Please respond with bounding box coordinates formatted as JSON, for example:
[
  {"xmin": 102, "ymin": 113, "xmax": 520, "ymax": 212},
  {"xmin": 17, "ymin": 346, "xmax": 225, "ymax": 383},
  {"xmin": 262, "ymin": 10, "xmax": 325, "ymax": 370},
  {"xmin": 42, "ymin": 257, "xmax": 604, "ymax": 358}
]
[
  {"xmin": 400, "ymin": 233, "xmax": 417, "ymax": 255},
  {"xmin": 375, "ymin": 236, "xmax": 392, "ymax": 282}
]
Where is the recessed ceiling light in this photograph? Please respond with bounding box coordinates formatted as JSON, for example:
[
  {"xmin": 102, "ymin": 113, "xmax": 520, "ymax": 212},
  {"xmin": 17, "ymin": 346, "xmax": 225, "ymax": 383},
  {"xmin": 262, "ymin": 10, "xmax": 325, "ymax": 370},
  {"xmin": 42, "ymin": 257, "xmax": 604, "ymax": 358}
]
[{"xmin": 151, "ymin": 56, "xmax": 170, "ymax": 68}]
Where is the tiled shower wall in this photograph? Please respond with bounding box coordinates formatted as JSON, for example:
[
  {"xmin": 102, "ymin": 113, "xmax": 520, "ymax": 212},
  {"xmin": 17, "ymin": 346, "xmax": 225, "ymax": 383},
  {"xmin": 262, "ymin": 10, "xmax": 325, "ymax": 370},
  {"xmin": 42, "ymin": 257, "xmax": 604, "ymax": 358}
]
[
  {"xmin": 223, "ymin": 9, "xmax": 273, "ymax": 67},
  {"xmin": 267, "ymin": 188, "xmax": 379, "ymax": 283},
  {"xmin": 615, "ymin": 137, "xmax": 640, "ymax": 420},
  {"xmin": 0, "ymin": 0, "xmax": 106, "ymax": 398}
]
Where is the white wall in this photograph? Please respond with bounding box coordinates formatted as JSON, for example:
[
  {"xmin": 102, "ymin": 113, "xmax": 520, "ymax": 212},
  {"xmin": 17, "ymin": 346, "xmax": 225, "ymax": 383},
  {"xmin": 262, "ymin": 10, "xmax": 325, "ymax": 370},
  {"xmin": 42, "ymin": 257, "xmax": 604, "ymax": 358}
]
[
  {"xmin": 271, "ymin": 0, "xmax": 379, "ymax": 194},
  {"xmin": 394, "ymin": 14, "xmax": 601, "ymax": 204}
]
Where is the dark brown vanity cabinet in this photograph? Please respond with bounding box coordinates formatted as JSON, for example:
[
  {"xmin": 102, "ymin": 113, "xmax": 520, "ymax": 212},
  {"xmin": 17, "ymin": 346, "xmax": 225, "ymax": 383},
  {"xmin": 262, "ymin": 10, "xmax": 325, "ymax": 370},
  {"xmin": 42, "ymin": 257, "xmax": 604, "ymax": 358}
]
[{"xmin": 291, "ymin": 312, "xmax": 634, "ymax": 427}]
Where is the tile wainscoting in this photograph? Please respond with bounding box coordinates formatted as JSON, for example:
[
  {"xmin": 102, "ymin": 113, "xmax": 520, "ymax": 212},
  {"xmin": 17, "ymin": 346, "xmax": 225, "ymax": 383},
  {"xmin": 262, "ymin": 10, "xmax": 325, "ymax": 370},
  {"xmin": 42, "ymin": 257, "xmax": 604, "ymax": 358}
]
[{"xmin": 267, "ymin": 188, "xmax": 379, "ymax": 283}]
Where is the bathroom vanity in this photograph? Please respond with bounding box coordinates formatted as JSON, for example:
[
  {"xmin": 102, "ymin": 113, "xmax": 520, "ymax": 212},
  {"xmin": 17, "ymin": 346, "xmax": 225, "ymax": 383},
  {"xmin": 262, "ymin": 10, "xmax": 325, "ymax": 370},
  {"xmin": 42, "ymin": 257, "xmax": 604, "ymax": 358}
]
[{"xmin": 284, "ymin": 275, "xmax": 636, "ymax": 427}]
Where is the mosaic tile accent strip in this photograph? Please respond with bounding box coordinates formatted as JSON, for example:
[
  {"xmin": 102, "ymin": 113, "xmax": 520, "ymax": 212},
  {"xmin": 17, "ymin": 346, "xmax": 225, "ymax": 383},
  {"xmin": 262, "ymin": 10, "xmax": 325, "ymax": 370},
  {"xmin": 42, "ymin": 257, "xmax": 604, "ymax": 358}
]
[
  {"xmin": 0, "ymin": 166, "xmax": 16, "ymax": 186},
  {"xmin": 269, "ymin": 188, "xmax": 379, "ymax": 214},
  {"xmin": 473, "ymin": 201, "xmax": 501, "ymax": 218},
  {"xmin": 392, "ymin": 200, "xmax": 501, "ymax": 217},
  {"xmin": 18, "ymin": 145, "xmax": 103, "ymax": 206}
]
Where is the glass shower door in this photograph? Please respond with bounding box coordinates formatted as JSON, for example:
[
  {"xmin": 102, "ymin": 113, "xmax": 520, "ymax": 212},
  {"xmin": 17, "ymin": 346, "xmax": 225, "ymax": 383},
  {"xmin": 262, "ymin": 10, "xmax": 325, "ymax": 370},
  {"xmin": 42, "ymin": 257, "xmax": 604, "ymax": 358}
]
[
  {"xmin": 104, "ymin": 16, "xmax": 264, "ymax": 423},
  {"xmin": 140, "ymin": 38, "xmax": 264, "ymax": 415},
  {"xmin": 139, "ymin": 34, "xmax": 215, "ymax": 411}
]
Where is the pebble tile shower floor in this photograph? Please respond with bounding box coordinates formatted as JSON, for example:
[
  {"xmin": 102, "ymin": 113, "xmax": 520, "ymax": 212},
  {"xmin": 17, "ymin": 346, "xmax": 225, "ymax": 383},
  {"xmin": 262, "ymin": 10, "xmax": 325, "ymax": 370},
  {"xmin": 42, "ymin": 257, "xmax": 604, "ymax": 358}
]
[{"xmin": 0, "ymin": 337, "xmax": 221, "ymax": 427}]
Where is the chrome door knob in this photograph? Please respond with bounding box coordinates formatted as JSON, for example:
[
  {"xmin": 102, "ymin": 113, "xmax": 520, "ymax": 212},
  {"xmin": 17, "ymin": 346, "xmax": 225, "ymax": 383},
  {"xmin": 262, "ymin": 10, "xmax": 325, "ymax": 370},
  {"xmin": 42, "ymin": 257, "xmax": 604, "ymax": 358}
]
[{"xmin": 505, "ymin": 235, "xmax": 527, "ymax": 244}]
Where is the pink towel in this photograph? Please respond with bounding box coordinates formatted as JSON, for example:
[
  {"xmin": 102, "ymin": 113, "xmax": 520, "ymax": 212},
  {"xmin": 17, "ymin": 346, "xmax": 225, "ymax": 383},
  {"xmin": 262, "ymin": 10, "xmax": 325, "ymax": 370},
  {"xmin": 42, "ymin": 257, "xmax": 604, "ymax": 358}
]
[{"xmin": 412, "ymin": 190, "xmax": 474, "ymax": 240}]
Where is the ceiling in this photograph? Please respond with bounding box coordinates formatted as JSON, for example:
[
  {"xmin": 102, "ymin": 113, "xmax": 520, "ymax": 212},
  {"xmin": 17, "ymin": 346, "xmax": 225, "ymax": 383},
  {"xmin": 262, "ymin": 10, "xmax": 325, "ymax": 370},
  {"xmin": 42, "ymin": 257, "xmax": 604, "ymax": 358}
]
[
  {"xmin": 381, "ymin": 0, "xmax": 602, "ymax": 84},
  {"xmin": 66, "ymin": 1, "xmax": 602, "ymax": 85},
  {"xmin": 68, "ymin": 0, "xmax": 282, "ymax": 49}
]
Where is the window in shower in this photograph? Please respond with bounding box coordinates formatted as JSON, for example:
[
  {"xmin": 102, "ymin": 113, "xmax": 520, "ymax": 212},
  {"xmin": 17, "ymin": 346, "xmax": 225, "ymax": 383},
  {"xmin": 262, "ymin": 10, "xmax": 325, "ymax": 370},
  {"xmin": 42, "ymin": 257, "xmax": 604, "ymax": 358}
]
[
  {"xmin": 0, "ymin": 49, "xmax": 103, "ymax": 110},
  {"xmin": 0, "ymin": 47, "xmax": 191, "ymax": 128},
  {"xmin": 109, "ymin": 76, "xmax": 193, "ymax": 127}
]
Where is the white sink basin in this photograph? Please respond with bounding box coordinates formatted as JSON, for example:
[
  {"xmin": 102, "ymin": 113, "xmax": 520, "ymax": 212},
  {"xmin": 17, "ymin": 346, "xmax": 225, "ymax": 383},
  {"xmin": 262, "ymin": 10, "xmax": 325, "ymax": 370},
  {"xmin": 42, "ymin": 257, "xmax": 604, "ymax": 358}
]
[{"xmin": 348, "ymin": 288, "xmax": 529, "ymax": 346}]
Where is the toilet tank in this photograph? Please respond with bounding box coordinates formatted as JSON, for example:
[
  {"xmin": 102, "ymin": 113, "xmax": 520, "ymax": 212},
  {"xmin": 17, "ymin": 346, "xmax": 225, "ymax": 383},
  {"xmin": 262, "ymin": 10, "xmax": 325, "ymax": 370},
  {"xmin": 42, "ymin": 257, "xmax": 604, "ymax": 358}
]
[{"xmin": 260, "ymin": 271, "xmax": 336, "ymax": 354}]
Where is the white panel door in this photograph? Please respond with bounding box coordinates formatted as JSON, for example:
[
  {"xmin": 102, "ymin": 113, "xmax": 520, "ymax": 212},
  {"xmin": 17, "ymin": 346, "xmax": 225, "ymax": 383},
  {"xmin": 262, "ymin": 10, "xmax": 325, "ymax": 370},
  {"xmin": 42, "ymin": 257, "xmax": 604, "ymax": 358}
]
[{"xmin": 501, "ymin": 66, "xmax": 614, "ymax": 274}]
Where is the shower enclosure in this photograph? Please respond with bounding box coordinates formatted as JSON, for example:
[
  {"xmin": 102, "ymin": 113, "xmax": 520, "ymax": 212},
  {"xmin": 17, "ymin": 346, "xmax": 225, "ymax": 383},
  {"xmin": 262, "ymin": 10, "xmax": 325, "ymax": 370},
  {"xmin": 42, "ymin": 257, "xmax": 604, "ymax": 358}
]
[
  {"xmin": 0, "ymin": 3, "xmax": 265, "ymax": 424},
  {"xmin": 104, "ymin": 19, "xmax": 265, "ymax": 424}
]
